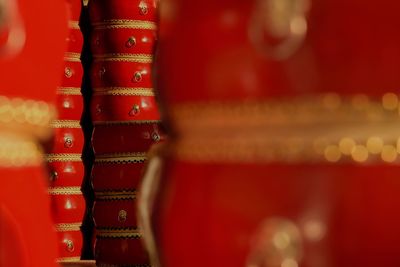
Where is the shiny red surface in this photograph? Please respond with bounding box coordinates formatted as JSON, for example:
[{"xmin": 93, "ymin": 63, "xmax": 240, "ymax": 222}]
[
  {"xmin": 51, "ymin": 194, "xmax": 85, "ymax": 223},
  {"xmin": 62, "ymin": 61, "xmax": 84, "ymax": 88},
  {"xmin": 57, "ymin": 230, "xmax": 83, "ymax": 259},
  {"xmin": 66, "ymin": 0, "xmax": 82, "ymax": 21},
  {"xmin": 89, "ymin": 0, "xmax": 157, "ymax": 23},
  {"xmin": 91, "ymin": 28, "xmax": 156, "ymax": 55},
  {"xmin": 92, "ymin": 123, "xmax": 164, "ymax": 154},
  {"xmin": 91, "ymin": 95, "xmax": 160, "ymax": 123},
  {"xmin": 66, "ymin": 28, "xmax": 84, "ymax": 54},
  {"xmin": 55, "ymin": 94, "xmax": 84, "ymax": 120},
  {"xmin": 93, "ymin": 199, "xmax": 137, "ymax": 228},
  {"xmin": 0, "ymin": 167, "xmax": 59, "ymax": 267},
  {"xmin": 51, "ymin": 128, "xmax": 84, "ymax": 154},
  {"xmin": 48, "ymin": 161, "xmax": 85, "ymax": 187},
  {"xmin": 91, "ymin": 61, "xmax": 153, "ymax": 88},
  {"xmin": 95, "ymin": 238, "xmax": 149, "ymax": 265},
  {"xmin": 92, "ymin": 163, "xmax": 146, "ymax": 191}
]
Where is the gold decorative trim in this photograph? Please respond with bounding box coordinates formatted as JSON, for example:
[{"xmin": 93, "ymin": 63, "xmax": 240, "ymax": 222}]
[
  {"xmin": 45, "ymin": 153, "xmax": 82, "ymax": 162},
  {"xmin": 92, "ymin": 53, "xmax": 152, "ymax": 63},
  {"xmin": 50, "ymin": 120, "xmax": 81, "ymax": 129},
  {"xmin": 0, "ymin": 96, "xmax": 56, "ymax": 140},
  {"xmin": 92, "ymin": 87, "xmax": 155, "ymax": 96},
  {"xmin": 92, "ymin": 20, "xmax": 156, "ymax": 30},
  {"xmin": 57, "ymin": 87, "xmax": 82, "ymax": 96},
  {"xmin": 96, "ymin": 228, "xmax": 142, "ymax": 239},
  {"xmin": 169, "ymin": 93, "xmax": 400, "ymax": 164},
  {"xmin": 57, "ymin": 257, "xmax": 81, "ymax": 263},
  {"xmin": 93, "ymin": 120, "xmax": 161, "ymax": 126},
  {"xmin": 55, "ymin": 223, "xmax": 82, "ymax": 232},
  {"xmin": 95, "ymin": 190, "xmax": 137, "ymax": 200},
  {"xmin": 64, "ymin": 52, "xmax": 81, "ymax": 62},
  {"xmin": 68, "ymin": 21, "xmax": 80, "ymax": 30},
  {"xmin": 0, "ymin": 134, "xmax": 43, "ymax": 167},
  {"xmin": 48, "ymin": 186, "xmax": 82, "ymax": 195},
  {"xmin": 95, "ymin": 153, "xmax": 147, "ymax": 164}
]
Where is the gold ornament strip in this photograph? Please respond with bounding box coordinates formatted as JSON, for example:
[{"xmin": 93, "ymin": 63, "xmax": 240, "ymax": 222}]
[
  {"xmin": 96, "ymin": 229, "xmax": 142, "ymax": 239},
  {"xmin": 57, "ymin": 257, "xmax": 81, "ymax": 263},
  {"xmin": 92, "ymin": 53, "xmax": 152, "ymax": 63},
  {"xmin": 45, "ymin": 153, "xmax": 82, "ymax": 162},
  {"xmin": 48, "ymin": 186, "xmax": 82, "ymax": 195},
  {"xmin": 95, "ymin": 190, "xmax": 137, "ymax": 200},
  {"xmin": 95, "ymin": 153, "xmax": 147, "ymax": 164},
  {"xmin": 57, "ymin": 87, "xmax": 82, "ymax": 96},
  {"xmin": 64, "ymin": 52, "xmax": 81, "ymax": 62},
  {"xmin": 55, "ymin": 223, "xmax": 82, "ymax": 232},
  {"xmin": 0, "ymin": 134, "xmax": 43, "ymax": 167},
  {"xmin": 170, "ymin": 93, "xmax": 400, "ymax": 164},
  {"xmin": 68, "ymin": 21, "xmax": 80, "ymax": 30},
  {"xmin": 93, "ymin": 120, "xmax": 161, "ymax": 126},
  {"xmin": 50, "ymin": 120, "xmax": 81, "ymax": 129},
  {"xmin": 92, "ymin": 20, "xmax": 156, "ymax": 30},
  {"xmin": 92, "ymin": 87, "xmax": 155, "ymax": 96}
]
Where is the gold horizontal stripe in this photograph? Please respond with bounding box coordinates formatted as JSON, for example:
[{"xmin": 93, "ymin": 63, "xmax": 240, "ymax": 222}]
[
  {"xmin": 64, "ymin": 52, "xmax": 81, "ymax": 62},
  {"xmin": 93, "ymin": 120, "xmax": 161, "ymax": 126},
  {"xmin": 45, "ymin": 153, "xmax": 82, "ymax": 162},
  {"xmin": 95, "ymin": 153, "xmax": 147, "ymax": 164},
  {"xmin": 57, "ymin": 257, "xmax": 81, "ymax": 263},
  {"xmin": 92, "ymin": 53, "xmax": 152, "ymax": 63},
  {"xmin": 50, "ymin": 120, "xmax": 81, "ymax": 128},
  {"xmin": 57, "ymin": 87, "xmax": 81, "ymax": 95},
  {"xmin": 97, "ymin": 229, "xmax": 142, "ymax": 239},
  {"xmin": 92, "ymin": 19, "xmax": 156, "ymax": 30},
  {"xmin": 68, "ymin": 20, "xmax": 80, "ymax": 30},
  {"xmin": 92, "ymin": 87, "xmax": 155, "ymax": 96},
  {"xmin": 55, "ymin": 223, "xmax": 81, "ymax": 232},
  {"xmin": 48, "ymin": 187, "xmax": 82, "ymax": 195},
  {"xmin": 96, "ymin": 192, "xmax": 137, "ymax": 201}
]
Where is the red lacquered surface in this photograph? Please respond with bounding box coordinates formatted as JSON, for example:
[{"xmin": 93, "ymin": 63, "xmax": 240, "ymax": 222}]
[
  {"xmin": 58, "ymin": 230, "xmax": 84, "ymax": 259},
  {"xmin": 95, "ymin": 238, "xmax": 149, "ymax": 265},
  {"xmin": 55, "ymin": 94, "xmax": 84, "ymax": 120},
  {"xmin": 48, "ymin": 161, "xmax": 85, "ymax": 187},
  {"xmin": 66, "ymin": 0, "xmax": 83, "ymax": 21},
  {"xmin": 51, "ymin": 128, "xmax": 84, "ymax": 154},
  {"xmin": 93, "ymin": 200, "xmax": 137, "ymax": 228},
  {"xmin": 91, "ymin": 28, "xmax": 156, "ymax": 55},
  {"xmin": 89, "ymin": 0, "xmax": 157, "ymax": 23},
  {"xmin": 92, "ymin": 123, "xmax": 164, "ymax": 154},
  {"xmin": 91, "ymin": 61, "xmax": 153, "ymax": 88},
  {"xmin": 91, "ymin": 95, "xmax": 160, "ymax": 123},
  {"xmin": 62, "ymin": 61, "xmax": 84, "ymax": 88},
  {"xmin": 51, "ymin": 194, "xmax": 86, "ymax": 223},
  {"xmin": 66, "ymin": 28, "xmax": 84, "ymax": 54},
  {"xmin": 92, "ymin": 163, "xmax": 146, "ymax": 191}
]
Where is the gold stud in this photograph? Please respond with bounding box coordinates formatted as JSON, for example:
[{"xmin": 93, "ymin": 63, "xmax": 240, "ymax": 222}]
[
  {"xmin": 65, "ymin": 240, "xmax": 74, "ymax": 252},
  {"xmin": 64, "ymin": 67, "xmax": 73, "ymax": 78},
  {"xmin": 126, "ymin": 36, "xmax": 136, "ymax": 48},
  {"xmin": 118, "ymin": 210, "xmax": 127, "ymax": 222},
  {"xmin": 139, "ymin": 2, "xmax": 149, "ymax": 15},
  {"xmin": 133, "ymin": 72, "xmax": 143, "ymax": 82},
  {"xmin": 64, "ymin": 137, "xmax": 73, "ymax": 148},
  {"xmin": 129, "ymin": 105, "xmax": 141, "ymax": 116},
  {"xmin": 50, "ymin": 171, "xmax": 58, "ymax": 182},
  {"xmin": 152, "ymin": 132, "xmax": 161, "ymax": 142}
]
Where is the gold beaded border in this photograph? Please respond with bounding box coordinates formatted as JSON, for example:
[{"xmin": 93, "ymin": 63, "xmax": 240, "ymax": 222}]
[
  {"xmin": 45, "ymin": 153, "xmax": 82, "ymax": 162},
  {"xmin": 57, "ymin": 257, "xmax": 81, "ymax": 263},
  {"xmin": 93, "ymin": 120, "xmax": 161, "ymax": 126},
  {"xmin": 48, "ymin": 186, "xmax": 82, "ymax": 195},
  {"xmin": 92, "ymin": 87, "xmax": 155, "ymax": 96},
  {"xmin": 96, "ymin": 229, "xmax": 142, "ymax": 239},
  {"xmin": 64, "ymin": 52, "xmax": 81, "ymax": 62},
  {"xmin": 92, "ymin": 53, "xmax": 152, "ymax": 63},
  {"xmin": 95, "ymin": 190, "xmax": 137, "ymax": 200},
  {"xmin": 50, "ymin": 120, "xmax": 81, "ymax": 129},
  {"xmin": 68, "ymin": 21, "xmax": 80, "ymax": 30},
  {"xmin": 57, "ymin": 87, "xmax": 82, "ymax": 96},
  {"xmin": 95, "ymin": 153, "xmax": 147, "ymax": 164},
  {"xmin": 92, "ymin": 20, "xmax": 156, "ymax": 30},
  {"xmin": 55, "ymin": 223, "xmax": 82, "ymax": 232}
]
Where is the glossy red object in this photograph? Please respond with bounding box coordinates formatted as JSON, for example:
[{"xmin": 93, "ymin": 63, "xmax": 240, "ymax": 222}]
[
  {"xmin": 57, "ymin": 230, "xmax": 84, "ymax": 259},
  {"xmin": 66, "ymin": 0, "xmax": 83, "ymax": 21},
  {"xmin": 51, "ymin": 193, "xmax": 86, "ymax": 223},
  {"xmin": 48, "ymin": 161, "xmax": 85, "ymax": 187},
  {"xmin": 95, "ymin": 237, "xmax": 149, "ymax": 265},
  {"xmin": 91, "ymin": 95, "xmax": 160, "ymax": 123},
  {"xmin": 51, "ymin": 127, "xmax": 84, "ymax": 154},
  {"xmin": 92, "ymin": 162, "xmax": 146, "ymax": 191},
  {"xmin": 62, "ymin": 60, "xmax": 84, "ymax": 88},
  {"xmin": 92, "ymin": 123, "xmax": 164, "ymax": 154},
  {"xmin": 66, "ymin": 28, "xmax": 84, "ymax": 54},
  {"xmin": 55, "ymin": 94, "xmax": 84, "ymax": 120},
  {"xmin": 91, "ymin": 28, "xmax": 156, "ymax": 55},
  {"xmin": 93, "ymin": 199, "xmax": 137, "ymax": 228},
  {"xmin": 89, "ymin": 0, "xmax": 157, "ymax": 23},
  {"xmin": 91, "ymin": 61, "xmax": 153, "ymax": 88}
]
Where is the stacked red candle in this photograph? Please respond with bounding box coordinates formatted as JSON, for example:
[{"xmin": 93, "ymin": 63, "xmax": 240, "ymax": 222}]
[
  {"xmin": 88, "ymin": 0, "xmax": 164, "ymax": 266},
  {"xmin": 45, "ymin": 0, "xmax": 85, "ymax": 263}
]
